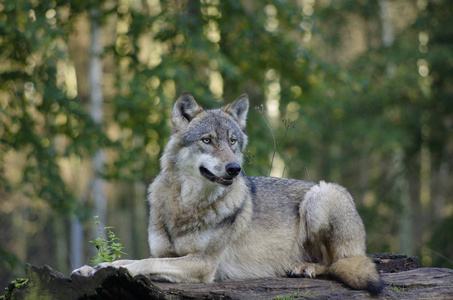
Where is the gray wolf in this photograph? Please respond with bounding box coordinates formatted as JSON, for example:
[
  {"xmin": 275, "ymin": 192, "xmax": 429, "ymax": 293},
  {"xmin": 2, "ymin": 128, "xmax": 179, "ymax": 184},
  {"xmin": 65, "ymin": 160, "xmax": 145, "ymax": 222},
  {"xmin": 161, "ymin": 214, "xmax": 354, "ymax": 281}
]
[{"xmin": 73, "ymin": 92, "xmax": 383, "ymax": 295}]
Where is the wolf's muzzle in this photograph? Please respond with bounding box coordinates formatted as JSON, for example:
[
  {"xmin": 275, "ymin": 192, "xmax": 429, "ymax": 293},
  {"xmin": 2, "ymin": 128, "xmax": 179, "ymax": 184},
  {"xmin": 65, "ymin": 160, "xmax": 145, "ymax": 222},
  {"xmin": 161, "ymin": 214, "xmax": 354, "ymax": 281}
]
[{"xmin": 199, "ymin": 163, "xmax": 241, "ymax": 186}]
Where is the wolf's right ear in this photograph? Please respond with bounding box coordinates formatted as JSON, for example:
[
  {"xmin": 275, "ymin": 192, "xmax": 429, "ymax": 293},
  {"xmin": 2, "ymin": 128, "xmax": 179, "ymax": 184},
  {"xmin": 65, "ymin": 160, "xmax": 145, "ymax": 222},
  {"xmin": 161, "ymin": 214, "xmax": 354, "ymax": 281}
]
[{"xmin": 171, "ymin": 92, "xmax": 204, "ymax": 132}]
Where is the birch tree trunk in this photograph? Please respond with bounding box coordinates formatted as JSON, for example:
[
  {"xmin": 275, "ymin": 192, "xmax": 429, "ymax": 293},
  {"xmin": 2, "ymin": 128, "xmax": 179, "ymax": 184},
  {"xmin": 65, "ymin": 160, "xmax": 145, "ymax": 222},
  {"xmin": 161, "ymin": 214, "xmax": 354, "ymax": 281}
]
[
  {"xmin": 70, "ymin": 182, "xmax": 91, "ymax": 269},
  {"xmin": 70, "ymin": 8, "xmax": 106, "ymax": 269},
  {"xmin": 70, "ymin": 216, "xmax": 83, "ymax": 269},
  {"xmin": 379, "ymin": 0, "xmax": 394, "ymax": 48},
  {"xmin": 89, "ymin": 7, "xmax": 107, "ymax": 235}
]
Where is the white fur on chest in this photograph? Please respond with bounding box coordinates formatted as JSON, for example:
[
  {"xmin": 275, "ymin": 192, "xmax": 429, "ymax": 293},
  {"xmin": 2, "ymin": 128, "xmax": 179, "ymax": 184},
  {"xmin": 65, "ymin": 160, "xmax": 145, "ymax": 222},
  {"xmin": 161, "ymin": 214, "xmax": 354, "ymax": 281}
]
[{"xmin": 149, "ymin": 175, "xmax": 246, "ymax": 258}]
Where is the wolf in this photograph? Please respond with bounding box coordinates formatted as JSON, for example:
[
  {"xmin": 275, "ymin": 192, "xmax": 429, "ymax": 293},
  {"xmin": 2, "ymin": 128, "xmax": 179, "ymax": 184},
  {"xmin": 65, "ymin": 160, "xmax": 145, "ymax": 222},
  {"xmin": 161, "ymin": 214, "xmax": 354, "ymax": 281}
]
[{"xmin": 73, "ymin": 92, "xmax": 383, "ymax": 295}]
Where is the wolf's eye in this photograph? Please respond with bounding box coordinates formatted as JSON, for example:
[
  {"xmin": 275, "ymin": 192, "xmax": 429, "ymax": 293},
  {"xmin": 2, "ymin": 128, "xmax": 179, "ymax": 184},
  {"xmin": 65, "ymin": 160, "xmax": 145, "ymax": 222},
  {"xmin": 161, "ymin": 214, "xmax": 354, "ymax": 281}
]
[
  {"xmin": 230, "ymin": 138, "xmax": 237, "ymax": 145},
  {"xmin": 202, "ymin": 137, "xmax": 211, "ymax": 144}
]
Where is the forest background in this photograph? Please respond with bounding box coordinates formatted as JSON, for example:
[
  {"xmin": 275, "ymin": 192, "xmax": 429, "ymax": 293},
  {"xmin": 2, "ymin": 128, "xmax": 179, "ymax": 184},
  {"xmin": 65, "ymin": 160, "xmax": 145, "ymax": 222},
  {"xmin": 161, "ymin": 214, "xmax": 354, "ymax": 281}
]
[{"xmin": 1, "ymin": 0, "xmax": 452, "ymax": 288}]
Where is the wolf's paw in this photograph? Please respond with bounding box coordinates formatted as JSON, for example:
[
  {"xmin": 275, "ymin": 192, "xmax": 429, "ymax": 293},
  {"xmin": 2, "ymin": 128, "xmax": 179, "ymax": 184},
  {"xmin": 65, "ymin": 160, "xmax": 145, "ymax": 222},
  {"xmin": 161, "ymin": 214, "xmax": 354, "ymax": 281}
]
[
  {"xmin": 287, "ymin": 262, "xmax": 317, "ymax": 278},
  {"xmin": 70, "ymin": 262, "xmax": 116, "ymax": 277},
  {"xmin": 71, "ymin": 265, "xmax": 96, "ymax": 277},
  {"xmin": 96, "ymin": 262, "xmax": 116, "ymax": 269}
]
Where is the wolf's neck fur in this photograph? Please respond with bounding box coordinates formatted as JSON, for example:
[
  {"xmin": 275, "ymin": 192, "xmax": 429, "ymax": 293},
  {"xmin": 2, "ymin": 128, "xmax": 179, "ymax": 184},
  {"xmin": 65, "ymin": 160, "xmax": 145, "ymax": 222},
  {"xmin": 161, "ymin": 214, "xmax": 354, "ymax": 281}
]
[
  {"xmin": 179, "ymin": 174, "xmax": 228, "ymax": 207},
  {"xmin": 154, "ymin": 170, "xmax": 248, "ymax": 241}
]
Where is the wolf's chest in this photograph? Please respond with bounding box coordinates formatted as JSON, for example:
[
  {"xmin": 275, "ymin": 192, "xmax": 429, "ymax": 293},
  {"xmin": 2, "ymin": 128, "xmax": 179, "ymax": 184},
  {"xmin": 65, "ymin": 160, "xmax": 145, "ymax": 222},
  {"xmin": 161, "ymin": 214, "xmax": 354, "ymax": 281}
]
[{"xmin": 163, "ymin": 197, "xmax": 246, "ymax": 256}]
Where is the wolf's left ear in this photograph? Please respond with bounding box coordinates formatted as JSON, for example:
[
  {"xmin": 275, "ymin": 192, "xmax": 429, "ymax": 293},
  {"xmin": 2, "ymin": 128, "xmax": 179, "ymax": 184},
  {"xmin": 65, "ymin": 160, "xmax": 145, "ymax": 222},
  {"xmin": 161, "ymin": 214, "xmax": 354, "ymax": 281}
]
[
  {"xmin": 223, "ymin": 94, "xmax": 249, "ymax": 130},
  {"xmin": 171, "ymin": 92, "xmax": 204, "ymax": 132}
]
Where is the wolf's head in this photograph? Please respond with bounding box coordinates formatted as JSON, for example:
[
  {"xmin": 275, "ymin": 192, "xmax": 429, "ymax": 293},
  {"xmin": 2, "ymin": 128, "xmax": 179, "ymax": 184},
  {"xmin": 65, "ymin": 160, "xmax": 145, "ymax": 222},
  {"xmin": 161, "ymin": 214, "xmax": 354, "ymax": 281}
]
[{"xmin": 163, "ymin": 92, "xmax": 249, "ymax": 187}]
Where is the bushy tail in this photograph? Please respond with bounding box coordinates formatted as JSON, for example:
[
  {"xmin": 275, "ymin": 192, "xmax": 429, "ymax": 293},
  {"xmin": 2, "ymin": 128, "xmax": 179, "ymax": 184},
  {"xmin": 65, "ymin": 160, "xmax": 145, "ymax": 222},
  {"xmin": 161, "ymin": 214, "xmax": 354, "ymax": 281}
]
[{"xmin": 329, "ymin": 255, "xmax": 383, "ymax": 295}]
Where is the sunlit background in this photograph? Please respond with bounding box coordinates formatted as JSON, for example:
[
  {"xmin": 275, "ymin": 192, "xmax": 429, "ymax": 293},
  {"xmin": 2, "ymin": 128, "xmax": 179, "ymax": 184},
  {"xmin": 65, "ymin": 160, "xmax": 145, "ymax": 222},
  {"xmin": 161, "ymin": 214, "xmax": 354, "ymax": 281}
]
[{"xmin": 1, "ymin": 0, "xmax": 452, "ymax": 288}]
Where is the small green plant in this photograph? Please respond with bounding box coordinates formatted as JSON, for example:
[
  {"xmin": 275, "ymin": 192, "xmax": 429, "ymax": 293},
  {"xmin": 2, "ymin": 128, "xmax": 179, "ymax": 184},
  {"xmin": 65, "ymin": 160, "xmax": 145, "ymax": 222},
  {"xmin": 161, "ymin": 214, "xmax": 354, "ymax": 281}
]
[
  {"xmin": 0, "ymin": 278, "xmax": 29, "ymax": 300},
  {"xmin": 274, "ymin": 289, "xmax": 308, "ymax": 299},
  {"xmin": 274, "ymin": 294, "xmax": 300, "ymax": 300},
  {"xmin": 274, "ymin": 296, "xmax": 295, "ymax": 300},
  {"xmin": 391, "ymin": 285, "xmax": 406, "ymax": 292},
  {"xmin": 90, "ymin": 216, "xmax": 127, "ymax": 265}
]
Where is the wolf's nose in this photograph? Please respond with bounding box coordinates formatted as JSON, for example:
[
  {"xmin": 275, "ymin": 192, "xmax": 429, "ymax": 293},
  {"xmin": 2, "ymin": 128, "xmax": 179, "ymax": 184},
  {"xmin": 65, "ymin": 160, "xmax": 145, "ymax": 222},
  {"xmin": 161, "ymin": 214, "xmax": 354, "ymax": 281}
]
[{"xmin": 226, "ymin": 163, "xmax": 241, "ymax": 177}]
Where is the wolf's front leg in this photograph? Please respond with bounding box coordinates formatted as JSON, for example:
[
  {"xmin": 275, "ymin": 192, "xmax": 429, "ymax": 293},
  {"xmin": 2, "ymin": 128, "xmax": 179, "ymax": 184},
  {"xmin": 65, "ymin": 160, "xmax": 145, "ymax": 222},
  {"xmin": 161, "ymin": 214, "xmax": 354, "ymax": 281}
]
[
  {"xmin": 118, "ymin": 255, "xmax": 218, "ymax": 283},
  {"xmin": 71, "ymin": 255, "xmax": 218, "ymax": 283}
]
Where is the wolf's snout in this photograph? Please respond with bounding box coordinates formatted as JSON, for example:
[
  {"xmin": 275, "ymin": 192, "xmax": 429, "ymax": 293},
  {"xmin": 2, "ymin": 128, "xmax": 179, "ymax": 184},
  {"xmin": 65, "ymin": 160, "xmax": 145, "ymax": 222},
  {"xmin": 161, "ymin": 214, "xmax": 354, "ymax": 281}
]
[{"xmin": 226, "ymin": 163, "xmax": 241, "ymax": 177}]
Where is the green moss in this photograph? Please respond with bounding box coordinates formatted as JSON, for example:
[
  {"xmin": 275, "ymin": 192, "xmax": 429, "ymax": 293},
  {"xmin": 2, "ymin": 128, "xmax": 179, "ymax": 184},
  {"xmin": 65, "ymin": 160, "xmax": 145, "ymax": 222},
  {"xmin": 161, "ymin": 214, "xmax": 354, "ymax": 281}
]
[
  {"xmin": 274, "ymin": 290, "xmax": 312, "ymax": 299},
  {"xmin": 1, "ymin": 278, "xmax": 29, "ymax": 300}
]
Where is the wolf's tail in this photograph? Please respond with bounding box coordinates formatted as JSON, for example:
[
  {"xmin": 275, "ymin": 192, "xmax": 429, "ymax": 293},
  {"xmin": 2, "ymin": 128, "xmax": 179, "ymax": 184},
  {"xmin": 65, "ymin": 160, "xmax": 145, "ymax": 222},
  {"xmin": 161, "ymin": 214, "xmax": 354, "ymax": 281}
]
[{"xmin": 329, "ymin": 255, "xmax": 383, "ymax": 295}]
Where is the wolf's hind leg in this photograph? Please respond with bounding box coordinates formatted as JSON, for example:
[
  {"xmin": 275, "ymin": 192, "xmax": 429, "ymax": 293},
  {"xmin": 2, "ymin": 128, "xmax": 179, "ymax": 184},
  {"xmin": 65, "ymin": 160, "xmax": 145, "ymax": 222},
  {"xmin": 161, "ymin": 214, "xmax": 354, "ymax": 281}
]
[
  {"xmin": 287, "ymin": 262, "xmax": 328, "ymax": 278},
  {"xmin": 299, "ymin": 181, "xmax": 382, "ymax": 294}
]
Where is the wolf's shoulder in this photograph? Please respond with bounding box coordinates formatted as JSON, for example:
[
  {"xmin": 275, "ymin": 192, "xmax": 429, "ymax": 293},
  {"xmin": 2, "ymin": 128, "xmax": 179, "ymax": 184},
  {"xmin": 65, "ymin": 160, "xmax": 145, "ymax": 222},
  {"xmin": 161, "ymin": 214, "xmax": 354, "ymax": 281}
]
[
  {"xmin": 246, "ymin": 175, "xmax": 316, "ymax": 193},
  {"xmin": 244, "ymin": 175, "xmax": 316, "ymax": 209},
  {"xmin": 241, "ymin": 175, "xmax": 315, "ymax": 220}
]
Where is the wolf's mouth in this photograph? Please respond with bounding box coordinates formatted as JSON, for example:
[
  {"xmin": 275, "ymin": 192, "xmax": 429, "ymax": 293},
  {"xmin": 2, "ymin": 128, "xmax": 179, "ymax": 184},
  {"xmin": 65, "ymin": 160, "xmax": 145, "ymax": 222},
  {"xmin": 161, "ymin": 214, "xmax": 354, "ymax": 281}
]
[{"xmin": 199, "ymin": 167, "xmax": 233, "ymax": 186}]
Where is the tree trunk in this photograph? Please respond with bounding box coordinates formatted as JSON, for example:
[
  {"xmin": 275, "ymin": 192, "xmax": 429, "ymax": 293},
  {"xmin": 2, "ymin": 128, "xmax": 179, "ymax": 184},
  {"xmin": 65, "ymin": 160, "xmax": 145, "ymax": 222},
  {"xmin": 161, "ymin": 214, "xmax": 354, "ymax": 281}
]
[
  {"xmin": 394, "ymin": 150, "xmax": 414, "ymax": 256},
  {"xmin": 88, "ymin": 8, "xmax": 107, "ymax": 234},
  {"xmin": 7, "ymin": 256, "xmax": 453, "ymax": 300},
  {"xmin": 70, "ymin": 9, "xmax": 106, "ymax": 270},
  {"xmin": 378, "ymin": 0, "xmax": 394, "ymax": 48}
]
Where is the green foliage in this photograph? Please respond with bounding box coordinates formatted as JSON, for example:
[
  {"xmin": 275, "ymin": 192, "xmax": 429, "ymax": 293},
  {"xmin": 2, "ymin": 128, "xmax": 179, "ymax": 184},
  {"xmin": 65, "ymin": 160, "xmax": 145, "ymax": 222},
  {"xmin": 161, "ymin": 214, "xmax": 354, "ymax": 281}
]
[
  {"xmin": 428, "ymin": 216, "xmax": 453, "ymax": 268},
  {"xmin": 0, "ymin": 278, "xmax": 29, "ymax": 300},
  {"xmin": 0, "ymin": 248, "xmax": 21, "ymax": 273},
  {"xmin": 0, "ymin": 0, "xmax": 104, "ymax": 213},
  {"xmin": 90, "ymin": 216, "xmax": 126, "ymax": 265}
]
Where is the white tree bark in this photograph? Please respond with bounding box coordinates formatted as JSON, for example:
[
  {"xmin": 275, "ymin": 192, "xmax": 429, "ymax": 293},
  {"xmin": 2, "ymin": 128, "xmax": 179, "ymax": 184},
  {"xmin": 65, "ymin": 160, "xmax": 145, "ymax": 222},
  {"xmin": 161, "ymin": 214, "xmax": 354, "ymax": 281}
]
[
  {"xmin": 89, "ymin": 7, "xmax": 107, "ymax": 235},
  {"xmin": 379, "ymin": 0, "xmax": 394, "ymax": 48},
  {"xmin": 70, "ymin": 8, "xmax": 106, "ymax": 268},
  {"xmin": 70, "ymin": 181, "xmax": 91, "ymax": 269}
]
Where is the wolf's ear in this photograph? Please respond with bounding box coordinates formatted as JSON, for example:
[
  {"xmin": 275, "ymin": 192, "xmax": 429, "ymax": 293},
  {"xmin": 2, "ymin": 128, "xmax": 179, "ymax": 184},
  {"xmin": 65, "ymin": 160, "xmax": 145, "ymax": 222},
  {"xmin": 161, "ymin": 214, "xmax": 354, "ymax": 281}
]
[
  {"xmin": 223, "ymin": 94, "xmax": 249, "ymax": 130},
  {"xmin": 171, "ymin": 92, "xmax": 204, "ymax": 131}
]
